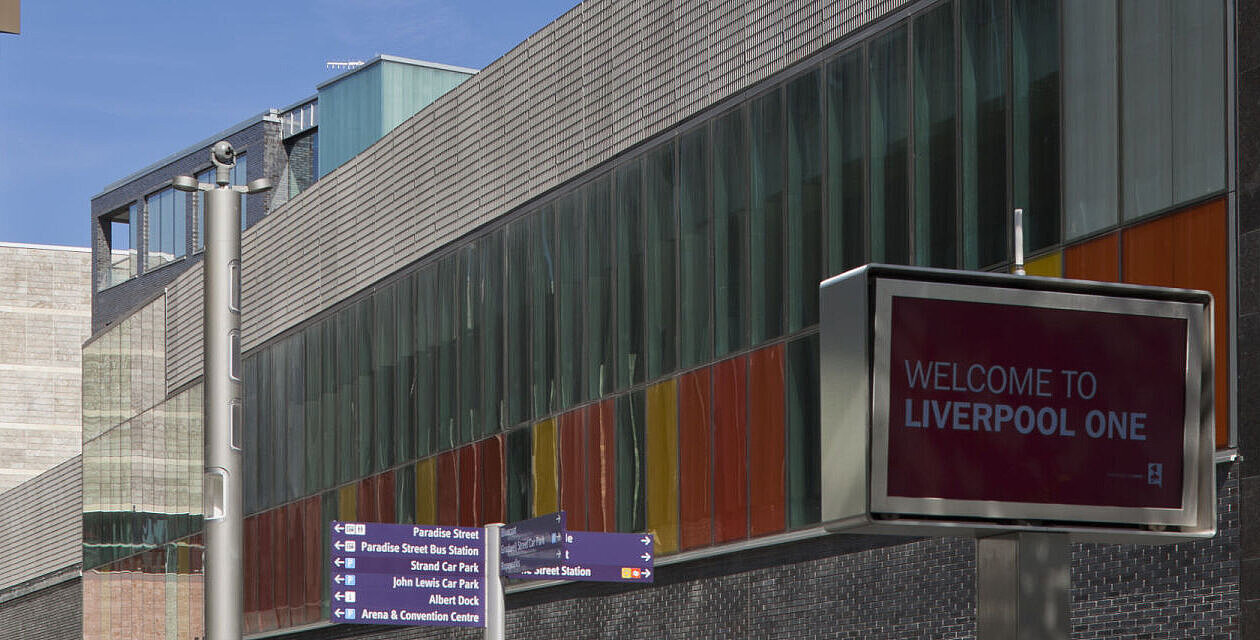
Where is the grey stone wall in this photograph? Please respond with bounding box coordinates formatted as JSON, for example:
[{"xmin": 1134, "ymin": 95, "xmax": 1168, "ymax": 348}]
[
  {"xmin": 0, "ymin": 577, "xmax": 81, "ymax": 640},
  {"xmin": 0, "ymin": 244, "xmax": 90, "ymax": 493}
]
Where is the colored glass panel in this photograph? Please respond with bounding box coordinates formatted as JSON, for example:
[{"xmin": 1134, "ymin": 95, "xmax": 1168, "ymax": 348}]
[
  {"xmin": 458, "ymin": 444, "xmax": 481, "ymax": 527},
  {"xmin": 415, "ymin": 458, "xmax": 437, "ymax": 525},
  {"xmin": 678, "ymin": 126, "xmax": 713, "ymax": 369},
  {"xmin": 787, "ymin": 335, "xmax": 821, "ymax": 528},
  {"xmin": 395, "ymin": 464, "xmax": 417, "ymax": 524},
  {"xmin": 615, "ymin": 161, "xmax": 645, "ymax": 388},
  {"xmin": 273, "ymin": 506, "xmax": 291, "ymax": 629},
  {"xmin": 506, "ymin": 428, "xmax": 532, "ymax": 523},
  {"xmin": 713, "ymin": 107, "xmax": 750, "ymax": 357},
  {"xmin": 559, "ymin": 410, "xmax": 588, "ymax": 530},
  {"xmin": 748, "ymin": 345, "xmax": 786, "ymax": 536},
  {"xmin": 303, "ymin": 496, "xmax": 322, "ymax": 622},
  {"xmin": 646, "ymin": 379, "xmax": 679, "ymax": 554},
  {"xmin": 243, "ymin": 515, "xmax": 259, "ymax": 633},
  {"xmin": 585, "ymin": 175, "xmax": 617, "ymax": 398},
  {"xmin": 913, "ymin": 4, "xmax": 958, "ymax": 268},
  {"xmin": 554, "ymin": 192, "xmax": 585, "ymax": 408},
  {"xmin": 532, "ymin": 418, "xmax": 560, "ymax": 516},
  {"xmin": 531, "ymin": 208, "xmax": 557, "ymax": 417},
  {"xmin": 870, "ymin": 26, "xmax": 911, "ymax": 265},
  {"xmin": 257, "ymin": 510, "xmax": 276, "ymax": 630},
  {"xmin": 1012, "ymin": 0, "xmax": 1061, "ymax": 252},
  {"xmin": 713, "ymin": 356, "xmax": 749, "ymax": 543},
  {"xmin": 586, "ymin": 400, "xmax": 617, "ymax": 532},
  {"xmin": 787, "ymin": 70, "xmax": 824, "ymax": 328},
  {"xmin": 285, "ymin": 503, "xmax": 303, "ymax": 626},
  {"xmin": 377, "ymin": 469, "xmax": 396, "ymax": 524},
  {"xmin": 481, "ymin": 436, "xmax": 506, "ymax": 525},
  {"xmin": 1024, "ymin": 251, "xmax": 1062, "ymax": 277},
  {"xmin": 459, "ymin": 245, "xmax": 482, "ymax": 444},
  {"xmin": 1121, "ymin": 199, "xmax": 1229, "ymax": 447},
  {"xmin": 961, "ymin": 0, "xmax": 1009, "ymax": 268},
  {"xmin": 827, "ymin": 49, "xmax": 866, "ymax": 274},
  {"xmin": 436, "ymin": 451, "xmax": 459, "ymax": 526},
  {"xmin": 1063, "ymin": 232, "xmax": 1120, "ymax": 282},
  {"xmin": 678, "ymin": 368, "xmax": 712, "ymax": 550},
  {"xmin": 750, "ymin": 89, "xmax": 785, "ymax": 343},
  {"xmin": 356, "ymin": 476, "xmax": 377, "ymax": 523},
  {"xmin": 504, "ymin": 218, "xmax": 532, "ymax": 427},
  {"xmin": 337, "ymin": 485, "xmax": 356, "ymax": 521}
]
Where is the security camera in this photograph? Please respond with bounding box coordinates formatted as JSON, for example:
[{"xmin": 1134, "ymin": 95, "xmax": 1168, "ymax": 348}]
[{"xmin": 211, "ymin": 141, "xmax": 236, "ymax": 168}]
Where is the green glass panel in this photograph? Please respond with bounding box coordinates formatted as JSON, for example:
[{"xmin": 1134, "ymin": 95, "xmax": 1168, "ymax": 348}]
[
  {"xmin": 827, "ymin": 50, "xmax": 866, "ymax": 273},
  {"xmin": 869, "ymin": 26, "xmax": 911, "ymax": 265},
  {"xmin": 373, "ymin": 285, "xmax": 397, "ymax": 468},
  {"xmin": 1013, "ymin": 0, "xmax": 1060, "ymax": 250},
  {"xmin": 644, "ymin": 141, "xmax": 676, "ymax": 381},
  {"xmin": 285, "ymin": 335, "xmax": 305, "ymax": 502},
  {"xmin": 584, "ymin": 175, "xmax": 615, "ymax": 399},
  {"xmin": 786, "ymin": 335, "xmax": 820, "ymax": 528},
  {"xmin": 320, "ymin": 319, "xmax": 337, "ymax": 490},
  {"xmin": 713, "ymin": 108, "xmax": 749, "ymax": 357},
  {"xmin": 504, "ymin": 219, "xmax": 532, "ymax": 427},
  {"xmin": 395, "ymin": 276, "xmax": 416, "ymax": 461},
  {"xmin": 395, "ymin": 465, "xmax": 417, "ymax": 524},
  {"xmin": 530, "ymin": 207, "xmax": 556, "ymax": 417},
  {"xmin": 913, "ymin": 4, "xmax": 957, "ymax": 268},
  {"xmin": 479, "ymin": 232, "xmax": 504, "ymax": 435},
  {"xmin": 415, "ymin": 267, "xmax": 436, "ymax": 457},
  {"xmin": 750, "ymin": 90, "xmax": 785, "ymax": 344},
  {"xmin": 786, "ymin": 70, "xmax": 824, "ymax": 329},
  {"xmin": 459, "ymin": 244, "xmax": 481, "ymax": 444},
  {"xmin": 961, "ymin": 0, "xmax": 1009, "ymax": 269},
  {"xmin": 506, "ymin": 428, "xmax": 532, "ymax": 523},
  {"xmin": 304, "ymin": 324, "xmax": 322, "ymax": 495},
  {"xmin": 678, "ymin": 126, "xmax": 712, "ymax": 369},
  {"xmin": 615, "ymin": 392, "xmax": 646, "ymax": 533},
  {"xmin": 242, "ymin": 354, "xmax": 259, "ymax": 514},
  {"xmin": 336, "ymin": 308, "xmax": 356, "ymax": 484},
  {"xmin": 435, "ymin": 255, "xmax": 459, "ymax": 449},
  {"xmin": 614, "ymin": 162, "xmax": 644, "ymax": 389},
  {"xmin": 354, "ymin": 300, "xmax": 375, "ymax": 475},
  {"xmin": 554, "ymin": 192, "xmax": 585, "ymax": 408}
]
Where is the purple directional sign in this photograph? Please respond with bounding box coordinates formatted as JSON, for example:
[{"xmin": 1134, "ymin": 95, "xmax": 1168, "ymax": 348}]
[
  {"xmin": 513, "ymin": 531, "xmax": 655, "ymax": 583},
  {"xmin": 329, "ymin": 521, "xmax": 486, "ymax": 628},
  {"xmin": 499, "ymin": 511, "xmax": 566, "ymax": 573}
]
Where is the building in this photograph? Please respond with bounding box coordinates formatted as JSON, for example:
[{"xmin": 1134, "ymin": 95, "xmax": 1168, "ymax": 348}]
[{"xmin": 13, "ymin": 0, "xmax": 1258, "ymax": 638}]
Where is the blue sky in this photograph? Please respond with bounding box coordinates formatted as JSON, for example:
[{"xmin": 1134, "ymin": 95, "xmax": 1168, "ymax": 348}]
[{"xmin": 0, "ymin": 0, "xmax": 578, "ymax": 248}]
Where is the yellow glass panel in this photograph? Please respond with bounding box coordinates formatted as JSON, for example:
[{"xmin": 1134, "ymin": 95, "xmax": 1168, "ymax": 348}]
[
  {"xmin": 532, "ymin": 418, "xmax": 559, "ymax": 515},
  {"xmin": 1021, "ymin": 251, "xmax": 1062, "ymax": 277},
  {"xmin": 415, "ymin": 459, "xmax": 437, "ymax": 525},
  {"xmin": 646, "ymin": 379, "xmax": 679, "ymax": 554},
  {"xmin": 338, "ymin": 485, "xmax": 357, "ymax": 521}
]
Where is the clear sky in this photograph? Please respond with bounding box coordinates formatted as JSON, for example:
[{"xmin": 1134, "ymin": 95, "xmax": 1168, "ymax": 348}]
[{"xmin": 0, "ymin": 0, "xmax": 578, "ymax": 248}]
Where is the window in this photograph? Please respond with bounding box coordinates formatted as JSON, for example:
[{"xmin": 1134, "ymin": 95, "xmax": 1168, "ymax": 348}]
[
  {"xmin": 99, "ymin": 204, "xmax": 138, "ymax": 291},
  {"xmin": 145, "ymin": 187, "xmax": 186, "ymax": 269}
]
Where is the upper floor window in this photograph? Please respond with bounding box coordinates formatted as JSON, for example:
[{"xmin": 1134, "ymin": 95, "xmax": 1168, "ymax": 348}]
[
  {"xmin": 145, "ymin": 186, "xmax": 187, "ymax": 269},
  {"xmin": 97, "ymin": 203, "xmax": 139, "ymax": 292}
]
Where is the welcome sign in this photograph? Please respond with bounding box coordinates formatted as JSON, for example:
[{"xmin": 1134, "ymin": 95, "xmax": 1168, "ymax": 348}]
[{"xmin": 820, "ymin": 265, "xmax": 1216, "ymax": 541}]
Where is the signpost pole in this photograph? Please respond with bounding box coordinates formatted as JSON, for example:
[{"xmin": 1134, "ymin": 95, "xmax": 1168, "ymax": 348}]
[
  {"xmin": 976, "ymin": 529, "xmax": 1071, "ymax": 639},
  {"xmin": 485, "ymin": 523, "xmax": 505, "ymax": 640}
]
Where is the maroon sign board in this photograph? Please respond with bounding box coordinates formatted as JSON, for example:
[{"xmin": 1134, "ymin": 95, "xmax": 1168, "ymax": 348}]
[{"xmin": 820, "ymin": 265, "xmax": 1216, "ymax": 542}]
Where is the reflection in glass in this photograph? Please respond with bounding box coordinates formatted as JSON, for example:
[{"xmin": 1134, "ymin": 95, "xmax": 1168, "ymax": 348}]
[
  {"xmin": 869, "ymin": 27, "xmax": 910, "ymax": 264},
  {"xmin": 913, "ymin": 4, "xmax": 957, "ymax": 268}
]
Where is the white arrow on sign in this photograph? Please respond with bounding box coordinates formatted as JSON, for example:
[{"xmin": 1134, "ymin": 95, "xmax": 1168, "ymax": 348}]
[
  {"xmin": 334, "ymin": 541, "xmax": 345, "ymax": 551},
  {"xmin": 334, "ymin": 558, "xmax": 344, "ymax": 567},
  {"xmin": 334, "ymin": 592, "xmax": 344, "ymax": 601},
  {"xmin": 334, "ymin": 523, "xmax": 344, "ymax": 533},
  {"xmin": 640, "ymin": 536, "xmax": 651, "ymax": 545},
  {"xmin": 334, "ymin": 575, "xmax": 344, "ymax": 584},
  {"xmin": 334, "ymin": 608, "xmax": 344, "ymax": 617},
  {"xmin": 640, "ymin": 553, "xmax": 652, "ymax": 562},
  {"xmin": 643, "ymin": 569, "xmax": 651, "ymax": 578}
]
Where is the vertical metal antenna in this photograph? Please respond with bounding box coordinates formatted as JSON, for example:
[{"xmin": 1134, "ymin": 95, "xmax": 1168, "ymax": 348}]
[{"xmin": 1014, "ymin": 208, "xmax": 1026, "ymax": 275}]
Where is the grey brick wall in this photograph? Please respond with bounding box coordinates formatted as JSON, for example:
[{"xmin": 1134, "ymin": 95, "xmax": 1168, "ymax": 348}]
[
  {"xmin": 1236, "ymin": 0, "xmax": 1259, "ymax": 636},
  {"xmin": 0, "ymin": 577, "xmax": 81, "ymax": 640}
]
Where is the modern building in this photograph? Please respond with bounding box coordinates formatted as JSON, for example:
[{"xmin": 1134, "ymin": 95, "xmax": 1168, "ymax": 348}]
[{"xmin": 13, "ymin": 0, "xmax": 1259, "ymax": 638}]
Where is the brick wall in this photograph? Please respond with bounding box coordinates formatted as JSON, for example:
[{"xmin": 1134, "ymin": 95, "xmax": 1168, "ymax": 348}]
[{"xmin": 0, "ymin": 578, "xmax": 82, "ymax": 640}]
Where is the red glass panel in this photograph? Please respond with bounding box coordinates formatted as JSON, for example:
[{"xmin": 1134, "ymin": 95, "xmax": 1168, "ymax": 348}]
[
  {"xmin": 677, "ymin": 368, "xmax": 712, "ymax": 550},
  {"xmin": 286, "ymin": 503, "xmax": 304, "ymax": 626},
  {"xmin": 273, "ymin": 506, "xmax": 291, "ymax": 629},
  {"xmin": 243, "ymin": 515, "xmax": 259, "ymax": 633},
  {"xmin": 1063, "ymin": 232, "xmax": 1120, "ymax": 283},
  {"xmin": 458, "ymin": 445, "xmax": 481, "ymax": 527},
  {"xmin": 356, "ymin": 476, "xmax": 377, "ymax": 523},
  {"xmin": 303, "ymin": 497, "xmax": 322, "ymax": 623},
  {"xmin": 713, "ymin": 356, "xmax": 749, "ymax": 543},
  {"xmin": 481, "ymin": 436, "xmax": 506, "ymax": 525},
  {"xmin": 586, "ymin": 400, "xmax": 617, "ymax": 532},
  {"xmin": 748, "ymin": 344, "xmax": 786, "ymax": 536},
  {"xmin": 559, "ymin": 410, "xmax": 588, "ymax": 530},
  {"xmin": 377, "ymin": 470, "xmax": 397, "ymax": 524},
  {"xmin": 437, "ymin": 451, "xmax": 459, "ymax": 526},
  {"xmin": 256, "ymin": 511, "xmax": 277, "ymax": 631}
]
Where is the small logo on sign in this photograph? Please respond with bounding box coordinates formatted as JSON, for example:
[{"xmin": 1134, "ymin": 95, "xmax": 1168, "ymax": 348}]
[{"xmin": 1147, "ymin": 463, "xmax": 1163, "ymax": 487}]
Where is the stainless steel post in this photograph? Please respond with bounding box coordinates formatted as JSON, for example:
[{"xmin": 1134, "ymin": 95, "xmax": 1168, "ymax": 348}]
[
  {"xmin": 177, "ymin": 141, "xmax": 269, "ymax": 640},
  {"xmin": 485, "ymin": 523, "xmax": 505, "ymax": 640},
  {"xmin": 976, "ymin": 532, "xmax": 1070, "ymax": 640}
]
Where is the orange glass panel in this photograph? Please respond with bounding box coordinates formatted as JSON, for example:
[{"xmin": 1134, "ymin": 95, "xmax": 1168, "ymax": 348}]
[
  {"xmin": 458, "ymin": 445, "xmax": 481, "ymax": 527},
  {"xmin": 481, "ymin": 436, "xmax": 506, "ymax": 525},
  {"xmin": 677, "ymin": 368, "xmax": 712, "ymax": 550},
  {"xmin": 645, "ymin": 379, "xmax": 679, "ymax": 554},
  {"xmin": 748, "ymin": 344, "xmax": 786, "ymax": 536},
  {"xmin": 437, "ymin": 450, "xmax": 459, "ymax": 526},
  {"xmin": 713, "ymin": 356, "xmax": 749, "ymax": 543},
  {"xmin": 415, "ymin": 458, "xmax": 437, "ymax": 525},
  {"xmin": 559, "ymin": 410, "xmax": 588, "ymax": 530},
  {"xmin": 1122, "ymin": 199, "xmax": 1230, "ymax": 447},
  {"xmin": 532, "ymin": 418, "xmax": 560, "ymax": 515},
  {"xmin": 1063, "ymin": 232, "xmax": 1120, "ymax": 282},
  {"xmin": 586, "ymin": 400, "xmax": 617, "ymax": 532}
]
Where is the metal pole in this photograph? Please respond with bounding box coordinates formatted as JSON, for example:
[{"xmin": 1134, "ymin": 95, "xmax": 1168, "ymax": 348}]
[
  {"xmin": 179, "ymin": 141, "xmax": 268, "ymax": 640},
  {"xmin": 1014, "ymin": 208, "xmax": 1026, "ymax": 275},
  {"xmin": 485, "ymin": 523, "xmax": 505, "ymax": 640},
  {"xmin": 976, "ymin": 532, "xmax": 1070, "ymax": 640},
  {"xmin": 202, "ymin": 142, "xmax": 243, "ymax": 640}
]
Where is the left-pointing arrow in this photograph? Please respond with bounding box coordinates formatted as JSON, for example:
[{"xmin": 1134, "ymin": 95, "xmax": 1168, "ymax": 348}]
[
  {"xmin": 334, "ymin": 608, "xmax": 343, "ymax": 617},
  {"xmin": 334, "ymin": 541, "xmax": 345, "ymax": 551},
  {"xmin": 334, "ymin": 575, "xmax": 344, "ymax": 584},
  {"xmin": 334, "ymin": 523, "xmax": 344, "ymax": 533},
  {"xmin": 334, "ymin": 592, "xmax": 344, "ymax": 601},
  {"xmin": 334, "ymin": 558, "xmax": 344, "ymax": 567}
]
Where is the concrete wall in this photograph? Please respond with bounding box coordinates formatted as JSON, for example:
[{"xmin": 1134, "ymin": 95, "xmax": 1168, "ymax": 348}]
[{"xmin": 0, "ymin": 243, "xmax": 90, "ymax": 492}]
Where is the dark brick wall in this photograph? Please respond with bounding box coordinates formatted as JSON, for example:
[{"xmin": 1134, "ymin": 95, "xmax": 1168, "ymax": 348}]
[
  {"xmin": 268, "ymin": 468, "xmax": 1238, "ymax": 640},
  {"xmin": 0, "ymin": 578, "xmax": 81, "ymax": 640},
  {"xmin": 1238, "ymin": 0, "xmax": 1260, "ymax": 636},
  {"xmin": 90, "ymin": 117, "xmax": 284, "ymax": 333}
]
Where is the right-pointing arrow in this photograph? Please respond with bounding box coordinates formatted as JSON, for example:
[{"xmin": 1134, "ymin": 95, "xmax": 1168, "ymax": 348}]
[
  {"xmin": 640, "ymin": 553, "xmax": 652, "ymax": 562},
  {"xmin": 640, "ymin": 536, "xmax": 651, "ymax": 545}
]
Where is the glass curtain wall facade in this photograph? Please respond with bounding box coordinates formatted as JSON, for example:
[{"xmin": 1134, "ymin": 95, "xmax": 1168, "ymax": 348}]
[{"xmin": 82, "ymin": 1, "xmax": 1230, "ymax": 637}]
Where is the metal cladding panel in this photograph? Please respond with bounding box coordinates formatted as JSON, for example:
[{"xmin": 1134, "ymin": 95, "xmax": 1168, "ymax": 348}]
[
  {"xmin": 160, "ymin": 0, "xmax": 907, "ymax": 391},
  {"xmin": 0, "ymin": 456, "xmax": 82, "ymax": 591}
]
